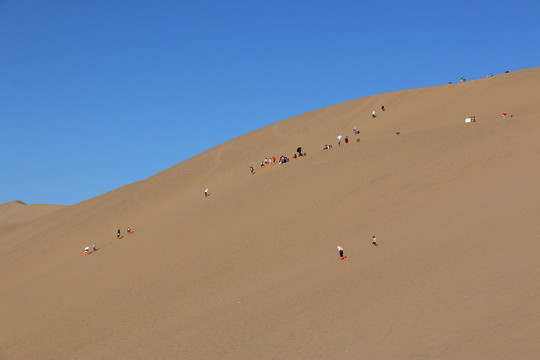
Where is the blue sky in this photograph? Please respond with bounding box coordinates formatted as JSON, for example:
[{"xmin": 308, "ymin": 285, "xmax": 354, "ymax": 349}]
[{"xmin": 1, "ymin": 0, "xmax": 538, "ymax": 205}]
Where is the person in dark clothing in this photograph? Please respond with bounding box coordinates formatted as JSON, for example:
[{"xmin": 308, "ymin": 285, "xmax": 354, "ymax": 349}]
[
  {"xmin": 117, "ymin": 229, "xmax": 121, "ymax": 240},
  {"xmin": 297, "ymin": 147, "xmax": 302, "ymax": 157},
  {"xmin": 250, "ymin": 166, "xmax": 254, "ymax": 174},
  {"xmin": 337, "ymin": 245, "xmax": 345, "ymax": 260}
]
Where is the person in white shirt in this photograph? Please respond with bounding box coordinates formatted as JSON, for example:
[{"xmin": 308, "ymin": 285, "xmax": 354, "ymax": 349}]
[
  {"xmin": 204, "ymin": 188, "xmax": 208, "ymax": 197},
  {"xmin": 84, "ymin": 247, "xmax": 90, "ymax": 256},
  {"xmin": 372, "ymin": 110, "xmax": 376, "ymax": 118},
  {"xmin": 337, "ymin": 245, "xmax": 344, "ymax": 260}
]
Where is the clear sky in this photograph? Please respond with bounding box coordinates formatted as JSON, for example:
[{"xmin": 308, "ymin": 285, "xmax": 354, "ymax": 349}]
[{"xmin": 1, "ymin": 0, "xmax": 538, "ymax": 205}]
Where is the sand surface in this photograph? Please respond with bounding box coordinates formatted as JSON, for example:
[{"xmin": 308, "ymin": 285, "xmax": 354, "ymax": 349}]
[{"xmin": 1, "ymin": 68, "xmax": 539, "ymax": 359}]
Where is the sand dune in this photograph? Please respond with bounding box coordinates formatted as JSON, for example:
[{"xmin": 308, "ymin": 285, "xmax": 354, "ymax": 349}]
[
  {"xmin": 1, "ymin": 68, "xmax": 539, "ymax": 359},
  {"xmin": 0, "ymin": 200, "xmax": 64, "ymax": 238}
]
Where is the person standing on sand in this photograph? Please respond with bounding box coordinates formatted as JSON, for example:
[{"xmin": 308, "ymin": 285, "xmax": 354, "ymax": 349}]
[
  {"xmin": 117, "ymin": 229, "xmax": 121, "ymax": 240},
  {"xmin": 204, "ymin": 188, "xmax": 209, "ymax": 198},
  {"xmin": 372, "ymin": 236, "xmax": 377, "ymax": 247},
  {"xmin": 250, "ymin": 166, "xmax": 254, "ymax": 174},
  {"xmin": 337, "ymin": 245, "xmax": 344, "ymax": 260},
  {"xmin": 93, "ymin": 243, "xmax": 97, "ymax": 252},
  {"xmin": 372, "ymin": 110, "xmax": 376, "ymax": 118}
]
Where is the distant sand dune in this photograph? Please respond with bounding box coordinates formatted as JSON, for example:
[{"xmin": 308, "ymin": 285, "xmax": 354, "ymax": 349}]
[
  {"xmin": 0, "ymin": 200, "xmax": 64, "ymax": 232},
  {"xmin": 1, "ymin": 68, "xmax": 539, "ymax": 359}
]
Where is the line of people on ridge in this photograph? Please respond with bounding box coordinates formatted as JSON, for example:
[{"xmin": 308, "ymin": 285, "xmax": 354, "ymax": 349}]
[
  {"xmin": 83, "ymin": 226, "xmax": 133, "ymax": 256},
  {"xmin": 251, "ymin": 147, "xmax": 306, "ymax": 174}
]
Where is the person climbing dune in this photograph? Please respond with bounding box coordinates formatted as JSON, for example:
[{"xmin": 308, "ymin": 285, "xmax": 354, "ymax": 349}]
[{"xmin": 337, "ymin": 245, "xmax": 345, "ymax": 260}]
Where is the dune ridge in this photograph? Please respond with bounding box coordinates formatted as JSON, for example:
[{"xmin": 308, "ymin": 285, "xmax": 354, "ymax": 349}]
[{"xmin": 1, "ymin": 68, "xmax": 539, "ymax": 359}]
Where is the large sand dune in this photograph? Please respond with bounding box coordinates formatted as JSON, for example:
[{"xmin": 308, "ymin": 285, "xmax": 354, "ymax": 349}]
[{"xmin": 1, "ymin": 68, "xmax": 539, "ymax": 359}]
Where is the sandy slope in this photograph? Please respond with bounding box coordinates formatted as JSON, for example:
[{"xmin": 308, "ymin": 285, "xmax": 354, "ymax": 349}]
[
  {"xmin": 0, "ymin": 201, "xmax": 64, "ymax": 226},
  {"xmin": 0, "ymin": 201, "xmax": 64, "ymax": 241},
  {"xmin": 1, "ymin": 68, "xmax": 539, "ymax": 359}
]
